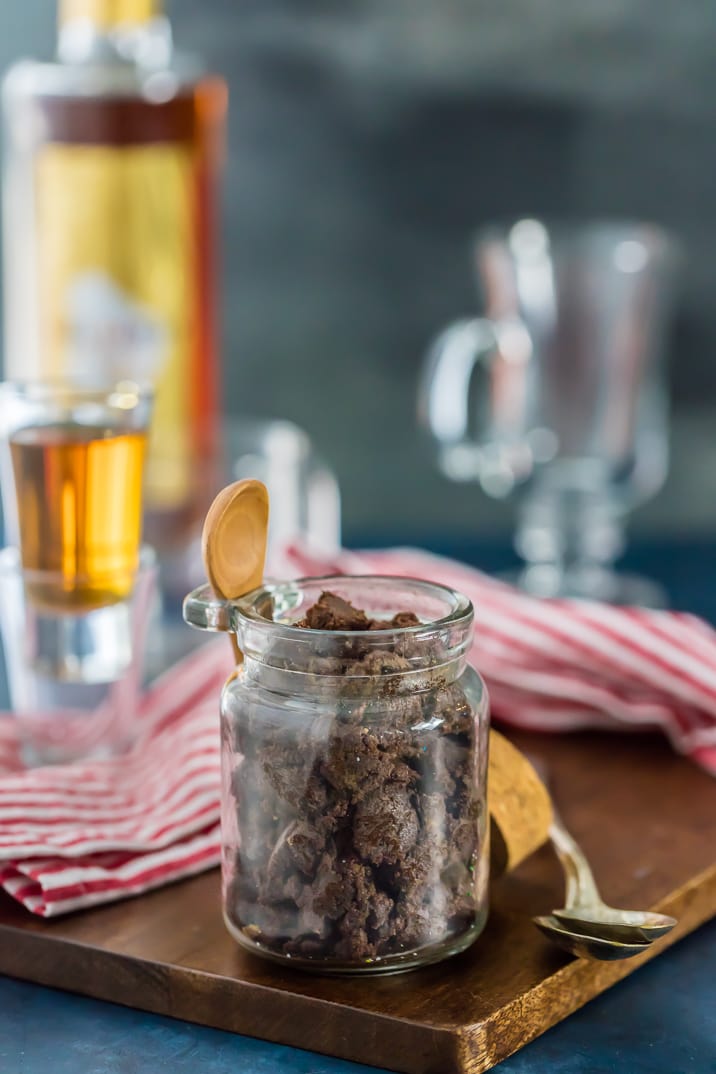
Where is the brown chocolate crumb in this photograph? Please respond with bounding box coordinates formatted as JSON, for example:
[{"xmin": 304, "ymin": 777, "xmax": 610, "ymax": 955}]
[{"xmin": 297, "ymin": 591, "xmax": 371, "ymax": 631}]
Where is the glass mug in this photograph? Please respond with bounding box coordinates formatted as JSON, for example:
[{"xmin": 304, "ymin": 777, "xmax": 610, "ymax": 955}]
[
  {"xmin": 419, "ymin": 219, "xmax": 680, "ymax": 603},
  {"xmin": 184, "ymin": 574, "xmax": 490, "ymax": 974}
]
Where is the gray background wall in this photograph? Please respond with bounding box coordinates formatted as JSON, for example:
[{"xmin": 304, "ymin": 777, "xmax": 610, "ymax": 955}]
[{"xmin": 2, "ymin": 1, "xmax": 716, "ymax": 543}]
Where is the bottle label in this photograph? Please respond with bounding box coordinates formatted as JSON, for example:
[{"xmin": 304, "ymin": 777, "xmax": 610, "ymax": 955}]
[
  {"xmin": 59, "ymin": 0, "xmax": 160, "ymax": 30},
  {"xmin": 34, "ymin": 142, "xmax": 196, "ymax": 510}
]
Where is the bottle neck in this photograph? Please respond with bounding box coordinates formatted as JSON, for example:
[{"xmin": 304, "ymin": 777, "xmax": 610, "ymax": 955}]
[{"xmin": 57, "ymin": 0, "xmax": 171, "ymax": 68}]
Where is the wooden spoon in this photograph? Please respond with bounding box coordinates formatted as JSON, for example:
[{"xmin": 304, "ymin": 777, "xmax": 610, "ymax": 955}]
[{"xmin": 201, "ymin": 479, "xmax": 270, "ymax": 664}]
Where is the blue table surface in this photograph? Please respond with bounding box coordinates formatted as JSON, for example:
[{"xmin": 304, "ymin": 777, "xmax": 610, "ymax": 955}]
[{"xmin": 2, "ymin": 538, "xmax": 716, "ymax": 1074}]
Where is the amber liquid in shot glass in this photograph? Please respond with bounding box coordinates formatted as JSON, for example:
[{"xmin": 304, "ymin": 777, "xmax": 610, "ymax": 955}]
[{"xmin": 10, "ymin": 422, "xmax": 147, "ymax": 611}]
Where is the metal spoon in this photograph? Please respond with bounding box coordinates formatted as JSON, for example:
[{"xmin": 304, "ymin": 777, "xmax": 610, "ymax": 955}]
[
  {"xmin": 542, "ymin": 808, "xmax": 677, "ymax": 945},
  {"xmin": 533, "ymin": 914, "xmax": 652, "ymax": 962}
]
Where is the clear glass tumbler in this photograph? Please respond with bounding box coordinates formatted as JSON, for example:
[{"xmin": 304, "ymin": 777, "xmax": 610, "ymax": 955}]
[
  {"xmin": 231, "ymin": 418, "xmax": 341, "ymax": 568},
  {"xmin": 420, "ymin": 219, "xmax": 680, "ymax": 603},
  {"xmin": 183, "ymin": 574, "xmax": 490, "ymax": 974},
  {"xmin": 157, "ymin": 417, "xmax": 342, "ymax": 599}
]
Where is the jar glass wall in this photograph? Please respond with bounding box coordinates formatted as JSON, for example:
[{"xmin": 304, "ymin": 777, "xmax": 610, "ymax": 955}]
[{"xmin": 185, "ymin": 575, "xmax": 490, "ymax": 974}]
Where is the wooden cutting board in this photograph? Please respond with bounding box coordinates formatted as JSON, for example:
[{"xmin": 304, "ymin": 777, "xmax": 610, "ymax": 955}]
[{"xmin": 1, "ymin": 729, "xmax": 715, "ymax": 1074}]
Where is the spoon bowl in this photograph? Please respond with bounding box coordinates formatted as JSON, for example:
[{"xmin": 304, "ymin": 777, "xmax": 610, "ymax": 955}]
[
  {"xmin": 533, "ymin": 915, "xmax": 653, "ymax": 962},
  {"xmin": 552, "ymin": 906, "xmax": 676, "ymax": 943},
  {"xmin": 201, "ymin": 479, "xmax": 269, "ymax": 664},
  {"xmin": 544, "ymin": 810, "xmax": 677, "ymax": 948}
]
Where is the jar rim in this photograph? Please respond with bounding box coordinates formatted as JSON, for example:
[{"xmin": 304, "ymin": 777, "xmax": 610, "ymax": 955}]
[
  {"xmin": 235, "ymin": 574, "xmax": 473, "ymax": 635},
  {"xmin": 183, "ymin": 573, "xmax": 477, "ymax": 677}
]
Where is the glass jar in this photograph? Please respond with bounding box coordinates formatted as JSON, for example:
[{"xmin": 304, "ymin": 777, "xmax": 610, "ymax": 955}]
[{"xmin": 183, "ymin": 575, "xmax": 490, "ymax": 974}]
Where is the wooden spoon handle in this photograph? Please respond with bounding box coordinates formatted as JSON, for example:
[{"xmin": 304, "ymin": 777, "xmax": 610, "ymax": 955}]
[
  {"xmin": 226, "ymin": 625, "xmax": 243, "ymax": 667},
  {"xmin": 488, "ymin": 729, "xmax": 553, "ymax": 875}
]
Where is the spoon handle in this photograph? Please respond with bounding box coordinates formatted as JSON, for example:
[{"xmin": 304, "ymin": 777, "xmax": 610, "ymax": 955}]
[{"xmin": 549, "ymin": 813, "xmax": 604, "ymax": 912}]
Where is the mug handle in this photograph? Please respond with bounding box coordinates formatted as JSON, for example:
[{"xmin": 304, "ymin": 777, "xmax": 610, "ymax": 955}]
[{"xmin": 418, "ymin": 316, "xmax": 534, "ymax": 489}]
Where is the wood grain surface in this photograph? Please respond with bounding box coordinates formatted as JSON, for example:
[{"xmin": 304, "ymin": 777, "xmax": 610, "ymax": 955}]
[{"xmin": 1, "ymin": 730, "xmax": 715, "ymax": 1074}]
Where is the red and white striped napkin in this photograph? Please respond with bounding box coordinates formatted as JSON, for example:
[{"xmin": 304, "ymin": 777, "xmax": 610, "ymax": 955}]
[
  {"xmin": 1, "ymin": 543, "xmax": 715, "ymax": 918},
  {"xmin": 0, "ymin": 640, "xmax": 232, "ymax": 917}
]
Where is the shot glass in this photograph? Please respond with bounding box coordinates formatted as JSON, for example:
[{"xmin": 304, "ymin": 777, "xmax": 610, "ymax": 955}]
[
  {"xmin": 0, "ymin": 378, "xmax": 156, "ymax": 765},
  {"xmin": 0, "ymin": 378, "xmax": 152, "ymax": 611}
]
